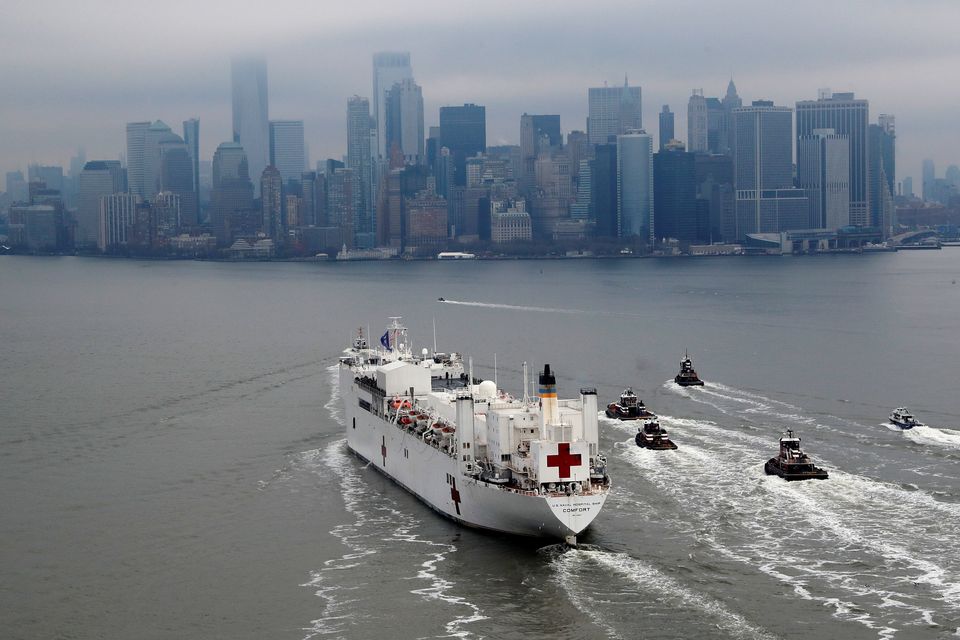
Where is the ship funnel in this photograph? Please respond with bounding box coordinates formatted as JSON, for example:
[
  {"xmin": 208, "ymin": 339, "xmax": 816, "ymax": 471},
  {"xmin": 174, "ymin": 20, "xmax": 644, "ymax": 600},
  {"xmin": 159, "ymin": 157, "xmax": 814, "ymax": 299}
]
[{"xmin": 539, "ymin": 364, "xmax": 559, "ymax": 427}]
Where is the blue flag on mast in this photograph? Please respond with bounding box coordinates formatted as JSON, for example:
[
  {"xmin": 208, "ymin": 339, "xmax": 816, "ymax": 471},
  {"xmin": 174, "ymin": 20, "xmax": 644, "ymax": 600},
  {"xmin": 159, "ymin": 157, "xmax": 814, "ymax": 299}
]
[{"xmin": 380, "ymin": 331, "xmax": 391, "ymax": 350}]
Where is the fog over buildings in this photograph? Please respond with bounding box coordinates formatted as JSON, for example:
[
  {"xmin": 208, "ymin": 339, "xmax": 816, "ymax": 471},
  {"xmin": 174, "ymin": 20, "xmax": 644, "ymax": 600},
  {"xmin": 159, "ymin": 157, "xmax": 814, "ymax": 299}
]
[{"xmin": 1, "ymin": 0, "xmax": 959, "ymax": 188}]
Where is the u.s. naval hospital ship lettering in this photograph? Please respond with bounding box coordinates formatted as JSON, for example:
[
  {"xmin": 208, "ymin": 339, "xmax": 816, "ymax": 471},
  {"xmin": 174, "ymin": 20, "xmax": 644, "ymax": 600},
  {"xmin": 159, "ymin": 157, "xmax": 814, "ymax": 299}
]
[{"xmin": 339, "ymin": 319, "xmax": 610, "ymax": 542}]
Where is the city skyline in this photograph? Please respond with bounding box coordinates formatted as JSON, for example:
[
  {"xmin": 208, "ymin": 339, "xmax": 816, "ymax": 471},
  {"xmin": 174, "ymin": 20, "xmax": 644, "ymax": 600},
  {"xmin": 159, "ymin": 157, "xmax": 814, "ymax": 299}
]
[{"xmin": 1, "ymin": 0, "xmax": 958, "ymax": 188}]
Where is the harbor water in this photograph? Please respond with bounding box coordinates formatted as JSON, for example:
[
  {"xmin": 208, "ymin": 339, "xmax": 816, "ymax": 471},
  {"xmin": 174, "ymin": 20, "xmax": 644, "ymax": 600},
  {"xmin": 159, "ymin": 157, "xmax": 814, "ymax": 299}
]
[{"xmin": 2, "ymin": 252, "xmax": 960, "ymax": 639}]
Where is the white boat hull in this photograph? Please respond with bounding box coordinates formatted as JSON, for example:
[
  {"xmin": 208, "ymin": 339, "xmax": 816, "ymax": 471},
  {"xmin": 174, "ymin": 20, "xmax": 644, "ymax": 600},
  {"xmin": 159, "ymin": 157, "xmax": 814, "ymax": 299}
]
[{"xmin": 341, "ymin": 370, "xmax": 608, "ymax": 538}]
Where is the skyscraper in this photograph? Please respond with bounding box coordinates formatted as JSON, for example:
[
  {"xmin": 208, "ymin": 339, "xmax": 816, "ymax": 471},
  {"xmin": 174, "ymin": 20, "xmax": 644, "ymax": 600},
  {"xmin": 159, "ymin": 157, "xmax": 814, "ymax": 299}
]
[
  {"xmin": 798, "ymin": 129, "xmax": 850, "ymax": 229},
  {"xmin": 922, "ymin": 159, "xmax": 935, "ymax": 201},
  {"xmin": 210, "ymin": 142, "xmax": 254, "ymax": 243},
  {"xmin": 144, "ymin": 120, "xmax": 182, "ymax": 199},
  {"xmin": 98, "ymin": 193, "xmax": 141, "ymax": 251},
  {"xmin": 347, "ymin": 96, "xmax": 374, "ymax": 242},
  {"xmin": 231, "ymin": 55, "xmax": 269, "ymax": 194},
  {"xmin": 520, "ymin": 114, "xmax": 562, "ymax": 195},
  {"xmin": 659, "ymin": 105, "xmax": 674, "ymax": 151},
  {"xmin": 687, "ymin": 90, "xmax": 708, "ymax": 153},
  {"xmin": 796, "ymin": 92, "xmax": 869, "ymax": 226},
  {"xmin": 269, "ymin": 120, "xmax": 306, "ymax": 184},
  {"xmin": 590, "ymin": 144, "xmax": 618, "ymax": 237},
  {"xmin": 869, "ymin": 115, "xmax": 896, "ymax": 235},
  {"xmin": 384, "ymin": 79, "xmax": 425, "ymax": 166},
  {"xmin": 654, "ymin": 144, "xmax": 701, "ymax": 247},
  {"xmin": 77, "ymin": 161, "xmax": 124, "ymax": 247},
  {"xmin": 182, "ymin": 118, "xmax": 200, "ymax": 205},
  {"xmin": 125, "ymin": 121, "xmax": 150, "ymax": 198},
  {"xmin": 261, "ymin": 166, "xmax": 283, "ymax": 243},
  {"xmin": 721, "ymin": 79, "xmax": 742, "ymax": 156},
  {"xmin": 159, "ymin": 140, "xmax": 197, "ymax": 228},
  {"xmin": 587, "ymin": 79, "xmax": 641, "ymax": 144},
  {"xmin": 439, "ymin": 104, "xmax": 486, "ymax": 187},
  {"xmin": 616, "ymin": 129, "xmax": 653, "ymax": 242},
  {"xmin": 372, "ymin": 52, "xmax": 413, "ymax": 159},
  {"xmin": 733, "ymin": 101, "xmax": 808, "ymax": 237}
]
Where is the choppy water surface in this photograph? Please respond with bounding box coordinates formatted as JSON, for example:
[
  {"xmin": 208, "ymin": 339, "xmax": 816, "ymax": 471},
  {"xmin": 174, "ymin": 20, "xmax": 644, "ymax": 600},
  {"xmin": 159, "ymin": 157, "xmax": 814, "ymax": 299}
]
[{"xmin": 2, "ymin": 253, "xmax": 960, "ymax": 638}]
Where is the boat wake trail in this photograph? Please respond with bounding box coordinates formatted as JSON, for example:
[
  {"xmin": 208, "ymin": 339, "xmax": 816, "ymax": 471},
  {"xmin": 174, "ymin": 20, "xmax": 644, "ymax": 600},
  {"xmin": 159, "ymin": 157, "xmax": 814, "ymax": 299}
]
[
  {"xmin": 553, "ymin": 548, "xmax": 776, "ymax": 640},
  {"xmin": 300, "ymin": 367, "xmax": 484, "ymax": 639},
  {"xmin": 666, "ymin": 380, "xmax": 863, "ymax": 433},
  {"xmin": 440, "ymin": 299, "xmax": 585, "ymax": 315},
  {"xmin": 902, "ymin": 425, "xmax": 960, "ymax": 451},
  {"xmin": 610, "ymin": 413, "xmax": 960, "ymax": 636}
]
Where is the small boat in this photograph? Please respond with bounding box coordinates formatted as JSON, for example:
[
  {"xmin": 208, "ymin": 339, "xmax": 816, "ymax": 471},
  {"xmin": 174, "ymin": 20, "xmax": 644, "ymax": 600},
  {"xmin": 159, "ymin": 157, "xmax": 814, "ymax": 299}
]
[
  {"xmin": 889, "ymin": 407, "xmax": 923, "ymax": 429},
  {"xmin": 764, "ymin": 430, "xmax": 828, "ymax": 481},
  {"xmin": 605, "ymin": 388, "xmax": 656, "ymax": 421},
  {"xmin": 438, "ymin": 297, "xmax": 445, "ymax": 301},
  {"xmin": 635, "ymin": 419, "xmax": 677, "ymax": 450},
  {"xmin": 674, "ymin": 351, "xmax": 704, "ymax": 386}
]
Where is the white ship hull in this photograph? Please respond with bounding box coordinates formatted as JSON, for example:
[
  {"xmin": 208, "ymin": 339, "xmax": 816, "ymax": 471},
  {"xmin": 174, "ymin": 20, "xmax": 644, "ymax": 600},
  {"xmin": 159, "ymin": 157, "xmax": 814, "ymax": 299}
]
[{"xmin": 341, "ymin": 368, "xmax": 608, "ymax": 538}]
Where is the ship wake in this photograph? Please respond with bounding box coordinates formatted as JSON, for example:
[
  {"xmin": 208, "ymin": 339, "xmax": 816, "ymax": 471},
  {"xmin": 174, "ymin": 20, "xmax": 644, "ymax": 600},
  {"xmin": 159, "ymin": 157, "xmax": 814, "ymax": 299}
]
[{"xmin": 608, "ymin": 414, "xmax": 960, "ymax": 636}]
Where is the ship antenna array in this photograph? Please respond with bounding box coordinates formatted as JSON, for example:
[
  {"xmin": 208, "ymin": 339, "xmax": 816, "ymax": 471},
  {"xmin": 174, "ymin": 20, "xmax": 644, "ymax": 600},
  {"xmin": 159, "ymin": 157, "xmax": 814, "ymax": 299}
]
[
  {"xmin": 432, "ymin": 317, "xmax": 438, "ymax": 354},
  {"xmin": 469, "ymin": 357, "xmax": 474, "ymax": 388},
  {"xmin": 494, "ymin": 353, "xmax": 498, "ymax": 388}
]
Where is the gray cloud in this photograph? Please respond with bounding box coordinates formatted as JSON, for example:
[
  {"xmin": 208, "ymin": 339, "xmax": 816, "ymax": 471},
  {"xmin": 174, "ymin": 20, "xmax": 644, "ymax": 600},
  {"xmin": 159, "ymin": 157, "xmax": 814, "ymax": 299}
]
[{"xmin": 2, "ymin": 0, "xmax": 959, "ymax": 186}]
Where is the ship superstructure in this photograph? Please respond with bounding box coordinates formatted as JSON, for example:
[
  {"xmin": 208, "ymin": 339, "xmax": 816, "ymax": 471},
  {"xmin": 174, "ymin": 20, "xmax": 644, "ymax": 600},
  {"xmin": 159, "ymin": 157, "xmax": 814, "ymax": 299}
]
[{"xmin": 338, "ymin": 319, "xmax": 610, "ymax": 541}]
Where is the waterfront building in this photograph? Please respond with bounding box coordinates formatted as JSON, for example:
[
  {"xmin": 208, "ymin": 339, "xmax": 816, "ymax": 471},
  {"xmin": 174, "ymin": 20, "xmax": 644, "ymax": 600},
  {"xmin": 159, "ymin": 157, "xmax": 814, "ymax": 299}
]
[
  {"xmin": 616, "ymin": 129, "xmax": 654, "ymax": 243},
  {"xmin": 587, "ymin": 79, "xmax": 641, "ymax": 144},
  {"xmin": 372, "ymin": 52, "xmax": 413, "ymax": 158},
  {"xmin": 231, "ymin": 55, "xmax": 269, "ymax": 194},
  {"xmin": 796, "ymin": 92, "xmax": 869, "ymax": 226},
  {"xmin": 269, "ymin": 120, "xmax": 305, "ymax": 185}
]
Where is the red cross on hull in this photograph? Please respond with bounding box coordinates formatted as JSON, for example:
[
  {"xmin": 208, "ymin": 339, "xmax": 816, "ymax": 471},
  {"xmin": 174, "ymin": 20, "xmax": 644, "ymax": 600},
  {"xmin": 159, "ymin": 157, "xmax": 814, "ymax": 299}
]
[
  {"xmin": 547, "ymin": 442, "xmax": 582, "ymax": 479},
  {"xmin": 450, "ymin": 479, "xmax": 462, "ymax": 515}
]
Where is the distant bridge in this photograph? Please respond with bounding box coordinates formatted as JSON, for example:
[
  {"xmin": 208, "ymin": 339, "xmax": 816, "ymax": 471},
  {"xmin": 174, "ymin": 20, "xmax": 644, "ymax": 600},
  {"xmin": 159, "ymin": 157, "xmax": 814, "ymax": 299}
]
[{"xmin": 890, "ymin": 229, "xmax": 938, "ymax": 245}]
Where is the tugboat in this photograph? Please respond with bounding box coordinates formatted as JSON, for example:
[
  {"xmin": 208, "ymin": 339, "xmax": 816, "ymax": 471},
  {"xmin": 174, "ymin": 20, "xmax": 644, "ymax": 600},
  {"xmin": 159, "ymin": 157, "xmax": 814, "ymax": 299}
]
[
  {"xmin": 635, "ymin": 418, "xmax": 678, "ymax": 450},
  {"xmin": 889, "ymin": 407, "xmax": 923, "ymax": 429},
  {"xmin": 764, "ymin": 430, "xmax": 828, "ymax": 481},
  {"xmin": 605, "ymin": 388, "xmax": 656, "ymax": 421},
  {"xmin": 674, "ymin": 351, "xmax": 704, "ymax": 386}
]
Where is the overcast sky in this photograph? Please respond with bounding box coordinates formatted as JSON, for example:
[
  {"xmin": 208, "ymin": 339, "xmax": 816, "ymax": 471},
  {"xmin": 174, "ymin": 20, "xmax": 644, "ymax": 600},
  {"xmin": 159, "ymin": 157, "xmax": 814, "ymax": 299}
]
[{"xmin": 2, "ymin": 0, "xmax": 959, "ymax": 188}]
